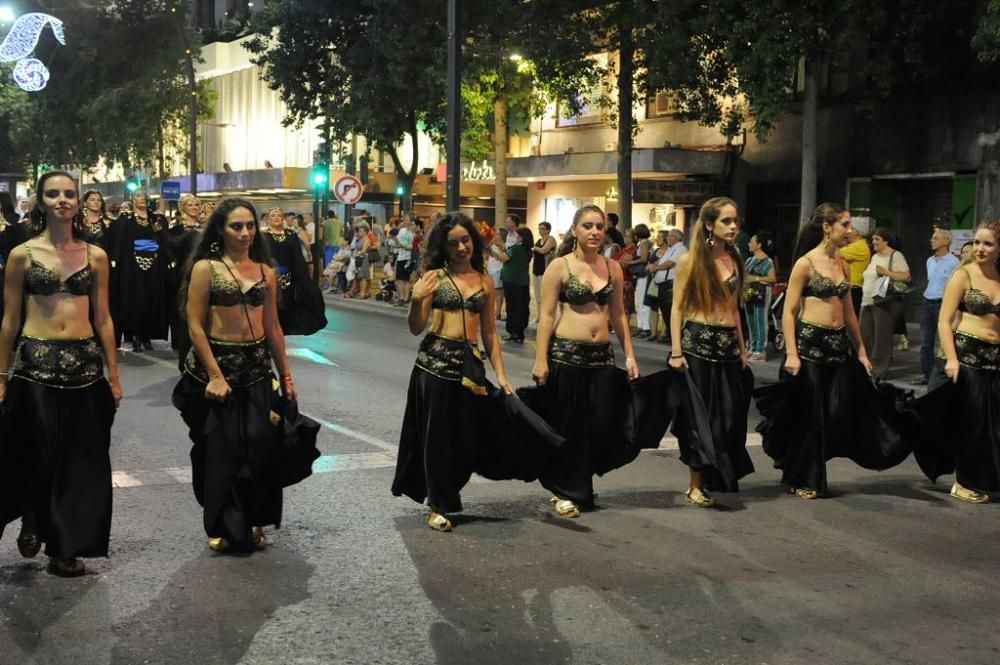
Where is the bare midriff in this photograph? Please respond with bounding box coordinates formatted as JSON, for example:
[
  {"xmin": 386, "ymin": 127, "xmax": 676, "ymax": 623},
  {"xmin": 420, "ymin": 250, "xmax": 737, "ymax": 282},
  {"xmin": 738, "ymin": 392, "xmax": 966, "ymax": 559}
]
[
  {"xmin": 22, "ymin": 294, "xmax": 94, "ymax": 339},
  {"xmin": 553, "ymin": 303, "xmax": 610, "ymax": 343}
]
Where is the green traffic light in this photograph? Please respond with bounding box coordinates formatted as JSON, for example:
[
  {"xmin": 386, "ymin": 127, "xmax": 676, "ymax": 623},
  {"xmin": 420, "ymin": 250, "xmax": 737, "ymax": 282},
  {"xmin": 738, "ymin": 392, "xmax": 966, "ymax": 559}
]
[
  {"xmin": 126, "ymin": 181, "xmax": 139, "ymax": 192},
  {"xmin": 395, "ymin": 184, "xmax": 405, "ymax": 196},
  {"xmin": 313, "ymin": 173, "xmax": 328, "ymax": 186}
]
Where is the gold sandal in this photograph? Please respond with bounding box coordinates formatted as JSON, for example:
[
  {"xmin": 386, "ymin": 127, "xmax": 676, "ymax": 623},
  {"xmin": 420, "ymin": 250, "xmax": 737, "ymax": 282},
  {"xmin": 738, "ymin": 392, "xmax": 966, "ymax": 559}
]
[
  {"xmin": 252, "ymin": 527, "xmax": 268, "ymax": 549},
  {"xmin": 549, "ymin": 497, "xmax": 581, "ymax": 518},
  {"xmin": 427, "ymin": 512, "xmax": 453, "ymax": 532},
  {"xmin": 950, "ymin": 482, "xmax": 989, "ymax": 504},
  {"xmin": 793, "ymin": 488, "xmax": 818, "ymax": 500},
  {"xmin": 684, "ymin": 487, "xmax": 715, "ymax": 507},
  {"xmin": 207, "ymin": 537, "xmax": 230, "ymax": 552}
]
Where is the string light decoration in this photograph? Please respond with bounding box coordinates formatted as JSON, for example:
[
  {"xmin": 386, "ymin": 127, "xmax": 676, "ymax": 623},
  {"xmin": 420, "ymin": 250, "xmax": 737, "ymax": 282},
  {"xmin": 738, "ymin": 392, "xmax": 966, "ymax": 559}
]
[{"xmin": 0, "ymin": 12, "xmax": 66, "ymax": 92}]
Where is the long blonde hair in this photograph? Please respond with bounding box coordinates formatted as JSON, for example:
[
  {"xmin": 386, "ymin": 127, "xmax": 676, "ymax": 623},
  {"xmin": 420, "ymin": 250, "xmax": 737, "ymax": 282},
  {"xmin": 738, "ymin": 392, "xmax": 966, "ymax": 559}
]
[{"xmin": 678, "ymin": 196, "xmax": 743, "ymax": 315}]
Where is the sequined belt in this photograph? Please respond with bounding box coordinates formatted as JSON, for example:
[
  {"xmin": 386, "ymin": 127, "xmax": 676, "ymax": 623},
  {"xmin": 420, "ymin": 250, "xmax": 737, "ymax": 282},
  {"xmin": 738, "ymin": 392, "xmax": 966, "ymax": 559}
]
[
  {"xmin": 549, "ymin": 336, "xmax": 615, "ymax": 368},
  {"xmin": 183, "ymin": 338, "xmax": 273, "ymax": 387},
  {"xmin": 955, "ymin": 331, "xmax": 1000, "ymax": 371},
  {"xmin": 796, "ymin": 320, "xmax": 851, "ymax": 365},
  {"xmin": 681, "ymin": 320, "xmax": 741, "ymax": 363},
  {"xmin": 275, "ymin": 266, "xmax": 292, "ymax": 290},
  {"xmin": 414, "ymin": 333, "xmax": 481, "ymax": 382},
  {"xmin": 11, "ymin": 335, "xmax": 104, "ymax": 388},
  {"xmin": 134, "ymin": 251, "xmax": 158, "ymax": 272}
]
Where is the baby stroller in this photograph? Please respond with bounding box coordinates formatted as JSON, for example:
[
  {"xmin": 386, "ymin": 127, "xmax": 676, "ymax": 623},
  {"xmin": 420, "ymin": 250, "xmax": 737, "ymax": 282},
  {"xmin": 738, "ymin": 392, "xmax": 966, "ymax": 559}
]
[
  {"xmin": 769, "ymin": 283, "xmax": 787, "ymax": 352},
  {"xmin": 374, "ymin": 277, "xmax": 396, "ymax": 302}
]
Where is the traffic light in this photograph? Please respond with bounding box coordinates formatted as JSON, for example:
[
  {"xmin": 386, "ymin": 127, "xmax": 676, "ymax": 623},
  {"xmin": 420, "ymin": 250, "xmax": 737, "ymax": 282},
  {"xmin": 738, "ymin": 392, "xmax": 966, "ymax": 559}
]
[
  {"xmin": 126, "ymin": 179, "xmax": 139, "ymax": 193},
  {"xmin": 395, "ymin": 183, "xmax": 406, "ymax": 197},
  {"xmin": 312, "ymin": 164, "xmax": 329, "ymax": 188}
]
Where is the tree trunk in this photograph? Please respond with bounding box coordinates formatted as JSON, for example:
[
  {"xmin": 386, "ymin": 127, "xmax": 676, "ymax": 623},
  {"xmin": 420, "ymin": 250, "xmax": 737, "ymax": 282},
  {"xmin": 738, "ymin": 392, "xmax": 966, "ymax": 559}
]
[
  {"xmin": 977, "ymin": 129, "xmax": 1000, "ymax": 221},
  {"xmin": 616, "ymin": 13, "xmax": 635, "ymax": 230},
  {"xmin": 799, "ymin": 54, "xmax": 819, "ymax": 225},
  {"xmin": 494, "ymin": 94, "xmax": 508, "ymax": 227},
  {"xmin": 156, "ymin": 123, "xmax": 166, "ymax": 179}
]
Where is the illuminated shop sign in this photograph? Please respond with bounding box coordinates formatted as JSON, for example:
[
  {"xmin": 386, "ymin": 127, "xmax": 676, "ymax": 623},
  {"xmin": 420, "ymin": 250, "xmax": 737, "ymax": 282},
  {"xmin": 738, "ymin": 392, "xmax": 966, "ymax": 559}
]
[{"xmin": 633, "ymin": 179, "xmax": 716, "ymax": 205}]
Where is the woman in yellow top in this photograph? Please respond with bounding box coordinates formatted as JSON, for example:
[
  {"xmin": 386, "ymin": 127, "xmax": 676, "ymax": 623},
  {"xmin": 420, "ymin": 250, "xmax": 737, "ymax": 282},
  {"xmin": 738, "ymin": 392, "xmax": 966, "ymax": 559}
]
[
  {"xmin": 0, "ymin": 171, "xmax": 121, "ymax": 577},
  {"xmin": 909, "ymin": 220, "xmax": 1000, "ymax": 503},
  {"xmin": 668, "ymin": 197, "xmax": 753, "ymax": 507},
  {"xmin": 392, "ymin": 212, "xmax": 562, "ymax": 532}
]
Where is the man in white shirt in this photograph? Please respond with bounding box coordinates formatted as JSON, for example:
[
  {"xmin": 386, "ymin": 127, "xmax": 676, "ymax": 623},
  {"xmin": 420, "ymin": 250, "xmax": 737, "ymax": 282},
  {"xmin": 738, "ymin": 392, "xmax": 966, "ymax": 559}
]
[
  {"xmin": 648, "ymin": 228, "xmax": 687, "ymax": 343},
  {"xmin": 913, "ymin": 228, "xmax": 959, "ymax": 385}
]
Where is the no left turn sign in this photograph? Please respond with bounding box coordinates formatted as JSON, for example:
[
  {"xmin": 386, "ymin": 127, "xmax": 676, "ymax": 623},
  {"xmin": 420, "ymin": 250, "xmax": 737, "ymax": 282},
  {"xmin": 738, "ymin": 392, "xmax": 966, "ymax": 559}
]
[{"xmin": 333, "ymin": 174, "xmax": 364, "ymax": 205}]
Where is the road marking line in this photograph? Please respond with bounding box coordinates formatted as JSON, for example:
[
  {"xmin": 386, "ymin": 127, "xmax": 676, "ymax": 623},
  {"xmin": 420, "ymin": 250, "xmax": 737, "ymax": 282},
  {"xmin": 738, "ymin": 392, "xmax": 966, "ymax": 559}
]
[
  {"xmin": 302, "ymin": 411, "xmax": 399, "ymax": 454},
  {"xmin": 286, "ymin": 347, "xmax": 340, "ymax": 367}
]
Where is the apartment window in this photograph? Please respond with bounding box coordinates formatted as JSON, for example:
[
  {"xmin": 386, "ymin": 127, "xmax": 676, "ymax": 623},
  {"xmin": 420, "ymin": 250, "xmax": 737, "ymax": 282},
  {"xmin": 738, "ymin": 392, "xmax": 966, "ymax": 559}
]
[
  {"xmin": 645, "ymin": 90, "xmax": 678, "ymax": 119},
  {"xmin": 556, "ymin": 94, "xmax": 602, "ymax": 128}
]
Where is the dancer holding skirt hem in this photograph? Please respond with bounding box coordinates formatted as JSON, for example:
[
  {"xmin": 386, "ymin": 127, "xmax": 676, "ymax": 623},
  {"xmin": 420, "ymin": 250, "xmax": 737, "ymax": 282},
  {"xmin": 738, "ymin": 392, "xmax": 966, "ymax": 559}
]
[
  {"xmin": 667, "ymin": 197, "xmax": 754, "ymax": 506},
  {"xmin": 392, "ymin": 212, "xmax": 564, "ymax": 532},
  {"xmin": 172, "ymin": 199, "xmax": 319, "ymax": 553},
  {"xmin": 906, "ymin": 220, "xmax": 1000, "ymax": 503},
  {"xmin": 0, "ymin": 171, "xmax": 122, "ymax": 577},
  {"xmin": 754, "ymin": 204, "xmax": 912, "ymax": 499}
]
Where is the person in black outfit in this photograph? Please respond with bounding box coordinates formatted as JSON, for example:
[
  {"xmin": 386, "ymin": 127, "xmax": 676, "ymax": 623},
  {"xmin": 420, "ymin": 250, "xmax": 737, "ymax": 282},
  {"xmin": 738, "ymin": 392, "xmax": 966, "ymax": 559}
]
[
  {"xmin": 261, "ymin": 207, "xmax": 327, "ymax": 336},
  {"xmin": 166, "ymin": 194, "xmax": 204, "ymax": 361},
  {"xmin": 495, "ymin": 227, "xmax": 532, "ymax": 342},
  {"xmin": 115, "ymin": 191, "xmax": 169, "ymax": 351},
  {"xmin": 606, "ymin": 213, "xmax": 625, "ymax": 248}
]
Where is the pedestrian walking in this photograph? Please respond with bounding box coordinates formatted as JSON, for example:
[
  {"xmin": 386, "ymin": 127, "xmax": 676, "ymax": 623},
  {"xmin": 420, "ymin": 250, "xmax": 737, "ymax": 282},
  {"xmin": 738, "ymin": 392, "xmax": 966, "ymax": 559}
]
[
  {"xmin": 650, "ymin": 228, "xmax": 687, "ymax": 344},
  {"xmin": 840, "ymin": 226, "xmax": 871, "ymax": 317},
  {"xmin": 912, "ymin": 228, "xmax": 960, "ymax": 385},
  {"xmin": 754, "ymin": 203, "xmax": 911, "ymax": 499},
  {"xmin": 644, "ymin": 231, "xmax": 669, "ymax": 340},
  {"xmin": 495, "ymin": 227, "xmax": 532, "ymax": 342},
  {"xmin": 0, "ymin": 170, "xmax": 122, "ymax": 577},
  {"xmin": 520, "ymin": 204, "xmax": 651, "ymax": 519},
  {"xmin": 530, "ymin": 221, "xmax": 556, "ymax": 324},
  {"xmin": 115, "ymin": 190, "xmax": 169, "ymax": 352},
  {"xmin": 262, "ymin": 206, "xmax": 326, "ymax": 335},
  {"xmin": 859, "ymin": 228, "xmax": 912, "ymax": 379},
  {"xmin": 667, "ymin": 197, "xmax": 754, "ymax": 507},
  {"xmin": 393, "ymin": 213, "xmax": 416, "ymax": 306},
  {"xmin": 391, "ymin": 212, "xmax": 563, "ymax": 532},
  {"xmin": 172, "ymin": 199, "xmax": 319, "ymax": 552},
  {"xmin": 907, "ymin": 220, "xmax": 1000, "ymax": 504},
  {"xmin": 743, "ymin": 231, "xmax": 777, "ymax": 360}
]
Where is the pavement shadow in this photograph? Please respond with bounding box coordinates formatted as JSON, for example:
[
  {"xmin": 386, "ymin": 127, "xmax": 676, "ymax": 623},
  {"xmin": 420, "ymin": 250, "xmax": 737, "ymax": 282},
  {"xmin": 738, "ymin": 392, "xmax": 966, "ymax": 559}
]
[
  {"xmin": 124, "ymin": 375, "xmax": 178, "ymax": 409},
  {"xmin": 0, "ymin": 563, "xmax": 112, "ymax": 665},
  {"xmin": 111, "ymin": 545, "xmax": 314, "ymax": 664}
]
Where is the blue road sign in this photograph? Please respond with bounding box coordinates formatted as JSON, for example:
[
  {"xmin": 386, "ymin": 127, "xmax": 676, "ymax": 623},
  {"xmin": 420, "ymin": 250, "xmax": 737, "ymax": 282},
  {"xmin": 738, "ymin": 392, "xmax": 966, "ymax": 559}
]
[{"xmin": 160, "ymin": 181, "xmax": 182, "ymax": 201}]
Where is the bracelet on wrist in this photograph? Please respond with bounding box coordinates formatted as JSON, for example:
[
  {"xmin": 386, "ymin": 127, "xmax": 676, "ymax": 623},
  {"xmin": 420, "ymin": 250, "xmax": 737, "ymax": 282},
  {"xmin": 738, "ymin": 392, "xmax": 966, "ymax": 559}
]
[{"xmin": 670, "ymin": 354, "xmax": 683, "ymax": 359}]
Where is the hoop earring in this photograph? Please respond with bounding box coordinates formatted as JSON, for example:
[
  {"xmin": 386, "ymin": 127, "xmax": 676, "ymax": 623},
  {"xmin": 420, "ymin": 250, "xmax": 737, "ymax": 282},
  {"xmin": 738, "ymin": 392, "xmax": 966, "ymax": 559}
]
[
  {"xmin": 706, "ymin": 229, "xmax": 715, "ymax": 249},
  {"xmin": 209, "ymin": 241, "xmax": 221, "ymax": 255}
]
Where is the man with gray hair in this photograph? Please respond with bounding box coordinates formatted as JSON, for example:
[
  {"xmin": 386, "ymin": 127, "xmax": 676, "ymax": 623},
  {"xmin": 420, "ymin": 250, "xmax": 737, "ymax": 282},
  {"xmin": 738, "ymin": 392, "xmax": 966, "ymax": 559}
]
[
  {"xmin": 913, "ymin": 227, "xmax": 959, "ymax": 385},
  {"xmin": 647, "ymin": 227, "xmax": 687, "ymax": 343}
]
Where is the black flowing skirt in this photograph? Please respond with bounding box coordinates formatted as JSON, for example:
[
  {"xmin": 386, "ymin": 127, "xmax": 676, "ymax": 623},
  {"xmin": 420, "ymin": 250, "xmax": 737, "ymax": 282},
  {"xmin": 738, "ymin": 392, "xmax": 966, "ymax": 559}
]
[
  {"xmin": 906, "ymin": 331, "xmax": 1000, "ymax": 492},
  {"xmin": 393, "ymin": 334, "xmax": 564, "ymax": 514},
  {"xmin": 0, "ymin": 337, "xmax": 116, "ymax": 559},
  {"xmin": 173, "ymin": 339, "xmax": 320, "ymax": 551},
  {"xmin": 517, "ymin": 337, "xmax": 671, "ymax": 509},
  {"xmin": 754, "ymin": 321, "xmax": 913, "ymax": 496},
  {"xmin": 670, "ymin": 321, "xmax": 754, "ymax": 493}
]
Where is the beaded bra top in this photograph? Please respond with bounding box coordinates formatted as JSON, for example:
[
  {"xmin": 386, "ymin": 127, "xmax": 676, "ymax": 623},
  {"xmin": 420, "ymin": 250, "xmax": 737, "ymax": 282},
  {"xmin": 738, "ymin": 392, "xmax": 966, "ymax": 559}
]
[
  {"xmin": 802, "ymin": 257, "xmax": 849, "ymax": 299},
  {"xmin": 559, "ymin": 257, "xmax": 614, "ymax": 306},
  {"xmin": 958, "ymin": 268, "xmax": 1000, "ymax": 316},
  {"xmin": 208, "ymin": 260, "xmax": 267, "ymax": 307},
  {"xmin": 432, "ymin": 271, "xmax": 486, "ymax": 313},
  {"xmin": 23, "ymin": 243, "xmax": 93, "ymax": 297}
]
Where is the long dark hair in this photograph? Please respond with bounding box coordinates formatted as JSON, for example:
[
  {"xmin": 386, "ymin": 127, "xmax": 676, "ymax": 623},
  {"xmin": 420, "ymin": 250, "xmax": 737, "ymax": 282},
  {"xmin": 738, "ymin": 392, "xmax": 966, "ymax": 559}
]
[
  {"xmin": 678, "ymin": 196, "xmax": 744, "ymax": 314},
  {"xmin": 82, "ymin": 189, "xmax": 107, "ymax": 217},
  {"xmin": 792, "ymin": 202, "xmax": 848, "ymax": 261},
  {"xmin": 178, "ymin": 198, "xmax": 273, "ymax": 319},
  {"xmin": 28, "ymin": 170, "xmax": 86, "ymax": 240},
  {"xmin": 557, "ymin": 204, "xmax": 606, "ymax": 257},
  {"xmin": 423, "ymin": 211, "xmax": 485, "ymax": 273}
]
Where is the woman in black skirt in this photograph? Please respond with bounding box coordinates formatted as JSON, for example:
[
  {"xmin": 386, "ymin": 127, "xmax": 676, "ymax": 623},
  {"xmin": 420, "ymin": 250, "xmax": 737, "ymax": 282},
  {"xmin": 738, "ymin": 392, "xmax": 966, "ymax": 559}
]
[
  {"xmin": 753, "ymin": 203, "xmax": 911, "ymax": 499},
  {"xmin": 261, "ymin": 206, "xmax": 326, "ymax": 335},
  {"xmin": 524, "ymin": 204, "xmax": 642, "ymax": 518},
  {"xmin": 173, "ymin": 199, "xmax": 319, "ymax": 552},
  {"xmin": 115, "ymin": 191, "xmax": 169, "ymax": 352},
  {"xmin": 907, "ymin": 220, "xmax": 1000, "ymax": 503},
  {"xmin": 0, "ymin": 170, "xmax": 121, "ymax": 577},
  {"xmin": 392, "ymin": 212, "xmax": 562, "ymax": 532},
  {"xmin": 668, "ymin": 197, "xmax": 753, "ymax": 507},
  {"xmin": 165, "ymin": 194, "xmax": 203, "ymax": 361}
]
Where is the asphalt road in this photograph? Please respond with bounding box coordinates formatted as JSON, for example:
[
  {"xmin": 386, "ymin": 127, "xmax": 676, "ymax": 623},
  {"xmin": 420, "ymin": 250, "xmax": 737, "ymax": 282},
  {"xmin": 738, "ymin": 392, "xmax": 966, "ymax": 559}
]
[{"xmin": 1, "ymin": 297, "xmax": 997, "ymax": 665}]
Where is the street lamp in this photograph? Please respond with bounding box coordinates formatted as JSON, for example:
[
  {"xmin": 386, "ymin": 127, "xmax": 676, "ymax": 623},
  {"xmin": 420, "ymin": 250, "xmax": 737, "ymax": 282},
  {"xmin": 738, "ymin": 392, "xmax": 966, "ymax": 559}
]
[{"xmin": 0, "ymin": 7, "xmax": 15, "ymax": 23}]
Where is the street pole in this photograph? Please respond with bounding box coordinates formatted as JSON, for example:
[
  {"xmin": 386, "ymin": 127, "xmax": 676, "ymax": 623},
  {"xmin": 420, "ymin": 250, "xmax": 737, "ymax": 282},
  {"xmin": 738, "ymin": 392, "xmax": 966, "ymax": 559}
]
[
  {"xmin": 171, "ymin": 4, "xmax": 198, "ymax": 195},
  {"xmin": 446, "ymin": 0, "xmax": 462, "ymax": 212}
]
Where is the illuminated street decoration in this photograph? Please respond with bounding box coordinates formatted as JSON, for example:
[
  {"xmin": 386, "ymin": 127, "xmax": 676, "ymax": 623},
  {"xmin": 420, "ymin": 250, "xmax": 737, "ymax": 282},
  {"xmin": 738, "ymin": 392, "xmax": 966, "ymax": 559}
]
[{"xmin": 0, "ymin": 12, "xmax": 66, "ymax": 92}]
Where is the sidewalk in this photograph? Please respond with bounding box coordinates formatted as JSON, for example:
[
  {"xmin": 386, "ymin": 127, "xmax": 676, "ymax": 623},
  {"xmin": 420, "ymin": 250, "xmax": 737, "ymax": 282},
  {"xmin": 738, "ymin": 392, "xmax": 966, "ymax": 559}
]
[{"xmin": 325, "ymin": 291, "xmax": 929, "ymax": 393}]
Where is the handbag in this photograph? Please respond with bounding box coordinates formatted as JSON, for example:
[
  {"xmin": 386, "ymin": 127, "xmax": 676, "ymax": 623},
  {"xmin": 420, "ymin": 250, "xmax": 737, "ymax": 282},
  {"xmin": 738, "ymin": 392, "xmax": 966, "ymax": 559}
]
[
  {"xmin": 443, "ymin": 271, "xmax": 488, "ymax": 396},
  {"xmin": 743, "ymin": 282, "xmax": 766, "ymax": 305},
  {"xmin": 887, "ymin": 251, "xmax": 912, "ymax": 295},
  {"xmin": 628, "ymin": 242, "xmax": 648, "ymax": 277}
]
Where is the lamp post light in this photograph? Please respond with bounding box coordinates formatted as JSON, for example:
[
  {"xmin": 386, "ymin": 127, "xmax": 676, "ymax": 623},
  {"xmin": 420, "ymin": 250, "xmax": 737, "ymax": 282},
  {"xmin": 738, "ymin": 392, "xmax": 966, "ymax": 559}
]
[{"xmin": 0, "ymin": 7, "xmax": 16, "ymax": 23}]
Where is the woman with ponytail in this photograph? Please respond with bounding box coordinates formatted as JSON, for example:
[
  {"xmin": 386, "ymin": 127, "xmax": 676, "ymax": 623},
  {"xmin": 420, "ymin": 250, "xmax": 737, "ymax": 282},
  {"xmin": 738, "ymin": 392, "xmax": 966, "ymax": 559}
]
[
  {"xmin": 754, "ymin": 203, "xmax": 911, "ymax": 499},
  {"xmin": 906, "ymin": 220, "xmax": 1000, "ymax": 503},
  {"xmin": 667, "ymin": 197, "xmax": 753, "ymax": 507},
  {"xmin": 0, "ymin": 171, "xmax": 121, "ymax": 577}
]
